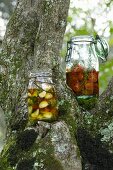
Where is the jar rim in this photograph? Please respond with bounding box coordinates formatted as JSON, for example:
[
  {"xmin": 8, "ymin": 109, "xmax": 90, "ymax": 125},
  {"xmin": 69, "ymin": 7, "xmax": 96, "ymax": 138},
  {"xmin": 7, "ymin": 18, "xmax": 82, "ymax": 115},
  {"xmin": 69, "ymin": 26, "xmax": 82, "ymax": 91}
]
[
  {"xmin": 29, "ymin": 72, "xmax": 52, "ymax": 78},
  {"xmin": 70, "ymin": 35, "xmax": 95, "ymax": 43}
]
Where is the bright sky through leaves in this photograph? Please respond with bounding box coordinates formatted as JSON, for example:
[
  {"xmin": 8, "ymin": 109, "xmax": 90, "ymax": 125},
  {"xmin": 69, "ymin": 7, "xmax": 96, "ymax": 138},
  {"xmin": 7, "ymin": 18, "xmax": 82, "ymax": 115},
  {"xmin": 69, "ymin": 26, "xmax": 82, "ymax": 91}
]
[
  {"xmin": 0, "ymin": 0, "xmax": 113, "ymax": 39},
  {"xmin": 67, "ymin": 0, "xmax": 113, "ymax": 37}
]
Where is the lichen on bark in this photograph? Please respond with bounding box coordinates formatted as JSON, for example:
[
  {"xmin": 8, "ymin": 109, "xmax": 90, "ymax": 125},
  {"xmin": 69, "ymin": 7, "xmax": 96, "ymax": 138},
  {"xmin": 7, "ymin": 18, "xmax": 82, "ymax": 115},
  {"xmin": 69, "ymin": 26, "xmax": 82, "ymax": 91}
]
[
  {"xmin": 0, "ymin": 0, "xmax": 82, "ymax": 169},
  {"xmin": 76, "ymin": 76, "xmax": 113, "ymax": 168},
  {"xmin": 1, "ymin": 0, "xmax": 113, "ymax": 169}
]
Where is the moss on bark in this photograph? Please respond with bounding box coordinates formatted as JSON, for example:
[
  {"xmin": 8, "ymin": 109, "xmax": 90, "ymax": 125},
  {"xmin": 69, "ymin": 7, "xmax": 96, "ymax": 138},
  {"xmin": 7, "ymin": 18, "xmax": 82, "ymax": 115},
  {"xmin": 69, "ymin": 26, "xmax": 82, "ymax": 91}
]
[
  {"xmin": 35, "ymin": 136, "xmax": 64, "ymax": 170},
  {"xmin": 0, "ymin": 0, "xmax": 82, "ymax": 169}
]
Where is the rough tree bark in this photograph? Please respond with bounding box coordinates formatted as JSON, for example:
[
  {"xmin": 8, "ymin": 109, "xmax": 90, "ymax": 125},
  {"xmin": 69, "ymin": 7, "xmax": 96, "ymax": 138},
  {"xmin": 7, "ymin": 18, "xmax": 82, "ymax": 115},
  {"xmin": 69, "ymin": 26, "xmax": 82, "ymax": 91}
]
[
  {"xmin": 0, "ymin": 0, "xmax": 82, "ymax": 170},
  {"xmin": 77, "ymin": 77, "xmax": 113, "ymax": 170},
  {"xmin": 1, "ymin": 0, "xmax": 113, "ymax": 170}
]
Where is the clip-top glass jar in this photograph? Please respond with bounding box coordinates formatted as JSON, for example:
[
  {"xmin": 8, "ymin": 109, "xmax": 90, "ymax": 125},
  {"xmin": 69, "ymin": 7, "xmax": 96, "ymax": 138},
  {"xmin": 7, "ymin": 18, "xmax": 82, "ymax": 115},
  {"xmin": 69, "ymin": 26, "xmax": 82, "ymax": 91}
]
[
  {"xmin": 28, "ymin": 72, "xmax": 58, "ymax": 122},
  {"xmin": 65, "ymin": 35, "xmax": 109, "ymax": 99}
]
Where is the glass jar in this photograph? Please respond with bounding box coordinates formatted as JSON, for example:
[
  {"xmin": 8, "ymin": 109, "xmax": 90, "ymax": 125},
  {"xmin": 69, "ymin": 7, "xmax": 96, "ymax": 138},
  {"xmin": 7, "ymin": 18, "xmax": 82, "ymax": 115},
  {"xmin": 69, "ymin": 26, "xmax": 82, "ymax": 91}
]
[
  {"xmin": 65, "ymin": 35, "xmax": 109, "ymax": 99},
  {"xmin": 28, "ymin": 72, "xmax": 58, "ymax": 122}
]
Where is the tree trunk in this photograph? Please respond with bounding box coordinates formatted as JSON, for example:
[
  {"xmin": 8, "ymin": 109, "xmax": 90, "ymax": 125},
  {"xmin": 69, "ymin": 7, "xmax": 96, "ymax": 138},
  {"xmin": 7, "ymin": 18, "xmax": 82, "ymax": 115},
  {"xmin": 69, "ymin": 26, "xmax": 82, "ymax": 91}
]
[
  {"xmin": 0, "ymin": 0, "xmax": 82, "ymax": 169},
  {"xmin": 1, "ymin": 0, "xmax": 113, "ymax": 170}
]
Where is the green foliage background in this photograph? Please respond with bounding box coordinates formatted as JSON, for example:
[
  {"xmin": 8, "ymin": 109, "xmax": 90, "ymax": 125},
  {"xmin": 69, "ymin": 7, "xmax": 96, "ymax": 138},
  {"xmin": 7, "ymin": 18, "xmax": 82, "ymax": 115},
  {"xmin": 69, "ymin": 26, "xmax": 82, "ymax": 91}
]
[{"xmin": 100, "ymin": 59, "xmax": 113, "ymax": 93}]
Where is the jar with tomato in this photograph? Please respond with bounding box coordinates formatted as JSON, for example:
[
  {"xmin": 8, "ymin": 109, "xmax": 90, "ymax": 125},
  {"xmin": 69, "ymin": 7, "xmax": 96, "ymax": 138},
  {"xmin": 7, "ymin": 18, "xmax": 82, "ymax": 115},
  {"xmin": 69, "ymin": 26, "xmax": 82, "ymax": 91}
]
[{"xmin": 65, "ymin": 35, "xmax": 109, "ymax": 99}]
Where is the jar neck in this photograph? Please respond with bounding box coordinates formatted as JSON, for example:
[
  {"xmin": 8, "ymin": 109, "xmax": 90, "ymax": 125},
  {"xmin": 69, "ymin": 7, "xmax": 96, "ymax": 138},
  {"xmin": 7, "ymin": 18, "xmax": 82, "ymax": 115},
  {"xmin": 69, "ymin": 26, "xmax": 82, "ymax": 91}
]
[
  {"xmin": 70, "ymin": 35, "xmax": 95, "ymax": 44},
  {"xmin": 29, "ymin": 71, "xmax": 53, "ymax": 85},
  {"xmin": 65, "ymin": 36, "xmax": 95, "ymax": 63},
  {"xmin": 29, "ymin": 72, "xmax": 52, "ymax": 78}
]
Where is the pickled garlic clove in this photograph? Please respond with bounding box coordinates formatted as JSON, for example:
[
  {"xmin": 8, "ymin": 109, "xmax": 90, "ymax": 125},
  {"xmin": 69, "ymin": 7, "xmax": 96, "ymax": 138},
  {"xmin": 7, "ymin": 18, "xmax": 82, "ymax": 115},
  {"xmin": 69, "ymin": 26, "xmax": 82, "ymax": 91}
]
[
  {"xmin": 28, "ymin": 92, "xmax": 32, "ymax": 97},
  {"xmin": 45, "ymin": 93, "xmax": 53, "ymax": 99},
  {"xmin": 28, "ymin": 98, "xmax": 33, "ymax": 105},
  {"xmin": 35, "ymin": 114, "xmax": 43, "ymax": 120},
  {"xmin": 39, "ymin": 110, "xmax": 53, "ymax": 119},
  {"xmin": 39, "ymin": 91, "xmax": 46, "ymax": 98},
  {"xmin": 42, "ymin": 112, "xmax": 53, "ymax": 119},
  {"xmin": 32, "ymin": 90, "xmax": 38, "ymax": 97},
  {"xmin": 40, "ymin": 108, "xmax": 58, "ymax": 119},
  {"xmin": 31, "ymin": 109, "xmax": 39, "ymax": 118},
  {"xmin": 28, "ymin": 106, "xmax": 32, "ymax": 114},
  {"xmin": 39, "ymin": 101, "xmax": 49, "ymax": 108},
  {"xmin": 42, "ymin": 83, "xmax": 52, "ymax": 91}
]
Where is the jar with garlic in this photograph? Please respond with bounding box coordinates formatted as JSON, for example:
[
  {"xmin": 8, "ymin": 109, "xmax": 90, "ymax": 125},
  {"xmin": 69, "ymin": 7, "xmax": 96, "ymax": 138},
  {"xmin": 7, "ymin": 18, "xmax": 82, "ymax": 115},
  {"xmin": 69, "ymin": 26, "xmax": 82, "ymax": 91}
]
[{"xmin": 28, "ymin": 72, "xmax": 58, "ymax": 122}]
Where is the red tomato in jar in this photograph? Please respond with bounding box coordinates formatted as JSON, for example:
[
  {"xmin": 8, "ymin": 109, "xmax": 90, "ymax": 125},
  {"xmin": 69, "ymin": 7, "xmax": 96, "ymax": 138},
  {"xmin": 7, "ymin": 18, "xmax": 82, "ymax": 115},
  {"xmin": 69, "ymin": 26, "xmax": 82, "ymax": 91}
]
[
  {"xmin": 77, "ymin": 72, "xmax": 84, "ymax": 81},
  {"xmin": 71, "ymin": 74, "xmax": 78, "ymax": 82},
  {"xmin": 84, "ymin": 89, "xmax": 93, "ymax": 95},
  {"xmin": 72, "ymin": 65, "xmax": 84, "ymax": 73},
  {"xmin": 66, "ymin": 72, "xmax": 78, "ymax": 88},
  {"xmin": 93, "ymin": 83, "xmax": 99, "ymax": 95},
  {"xmin": 85, "ymin": 82, "xmax": 93, "ymax": 90},
  {"xmin": 88, "ymin": 70, "xmax": 98, "ymax": 83},
  {"xmin": 72, "ymin": 81, "xmax": 82, "ymax": 93},
  {"xmin": 72, "ymin": 65, "xmax": 84, "ymax": 82}
]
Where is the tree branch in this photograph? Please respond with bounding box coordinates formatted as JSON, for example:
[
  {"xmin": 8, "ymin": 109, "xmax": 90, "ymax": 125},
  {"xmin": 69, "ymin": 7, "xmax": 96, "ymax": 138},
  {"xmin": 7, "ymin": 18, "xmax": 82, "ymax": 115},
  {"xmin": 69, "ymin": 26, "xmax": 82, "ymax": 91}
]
[{"xmin": 92, "ymin": 76, "xmax": 113, "ymax": 115}]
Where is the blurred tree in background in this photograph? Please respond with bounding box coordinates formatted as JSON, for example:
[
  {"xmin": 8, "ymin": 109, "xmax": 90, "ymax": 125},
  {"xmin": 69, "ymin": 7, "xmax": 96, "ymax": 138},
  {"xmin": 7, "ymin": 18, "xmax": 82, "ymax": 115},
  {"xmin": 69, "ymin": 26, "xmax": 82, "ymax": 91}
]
[
  {"xmin": 66, "ymin": 0, "xmax": 113, "ymax": 39},
  {"xmin": 0, "ymin": 0, "xmax": 16, "ymax": 40}
]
